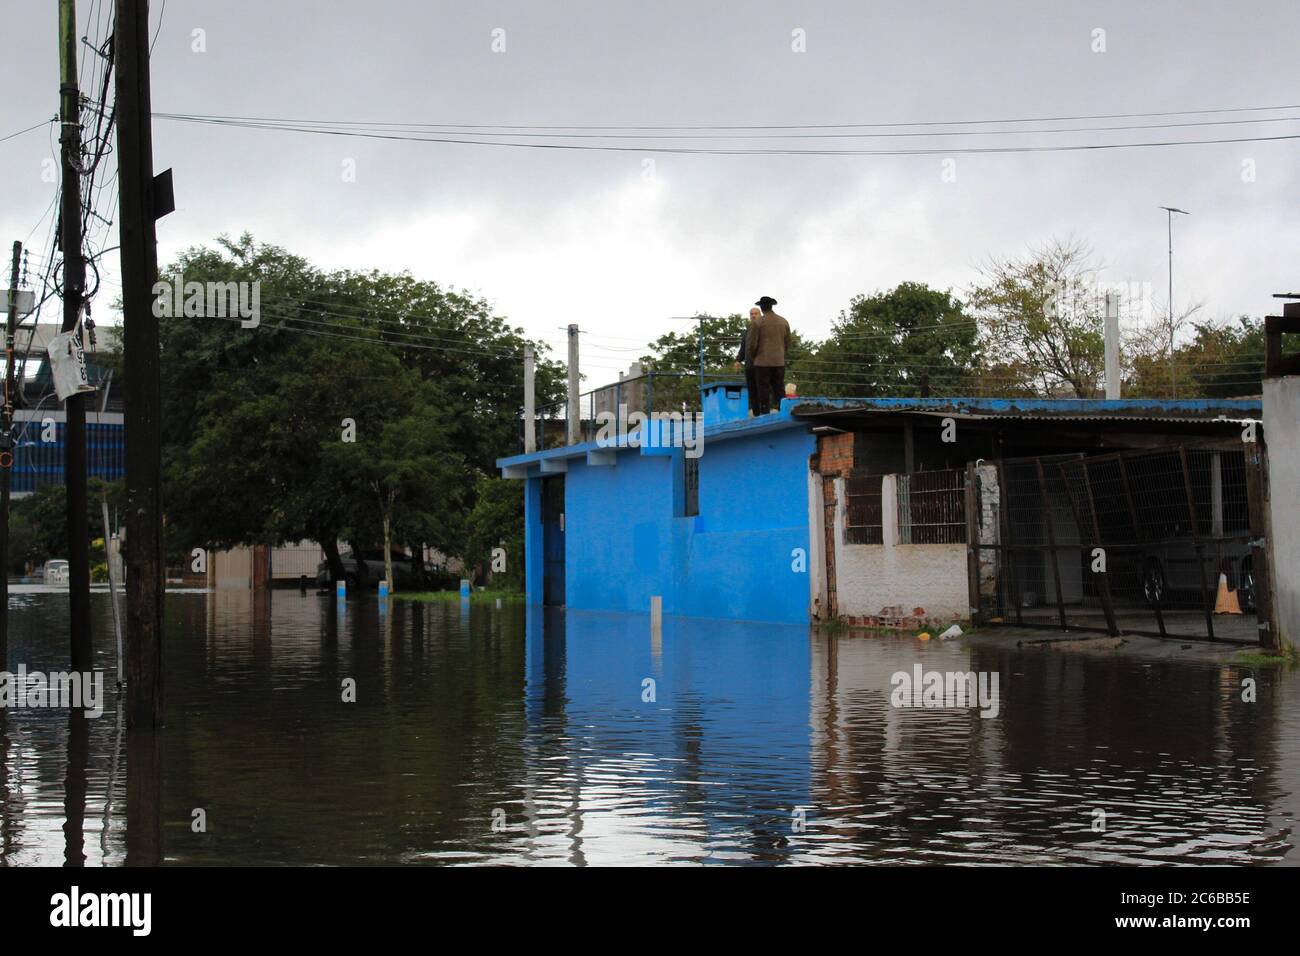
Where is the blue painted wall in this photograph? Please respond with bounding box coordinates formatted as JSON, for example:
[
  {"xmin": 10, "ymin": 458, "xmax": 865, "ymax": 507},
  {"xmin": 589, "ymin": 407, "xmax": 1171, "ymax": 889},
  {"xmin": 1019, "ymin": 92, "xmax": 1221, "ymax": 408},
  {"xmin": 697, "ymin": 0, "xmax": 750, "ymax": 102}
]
[{"xmin": 559, "ymin": 425, "xmax": 816, "ymax": 624}]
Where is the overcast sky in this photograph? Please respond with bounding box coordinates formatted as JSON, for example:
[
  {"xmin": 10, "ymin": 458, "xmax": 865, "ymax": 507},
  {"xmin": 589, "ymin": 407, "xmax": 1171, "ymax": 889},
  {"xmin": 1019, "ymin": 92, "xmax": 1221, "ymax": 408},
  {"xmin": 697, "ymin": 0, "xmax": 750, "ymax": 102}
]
[{"xmin": 2, "ymin": 0, "xmax": 1297, "ymax": 380}]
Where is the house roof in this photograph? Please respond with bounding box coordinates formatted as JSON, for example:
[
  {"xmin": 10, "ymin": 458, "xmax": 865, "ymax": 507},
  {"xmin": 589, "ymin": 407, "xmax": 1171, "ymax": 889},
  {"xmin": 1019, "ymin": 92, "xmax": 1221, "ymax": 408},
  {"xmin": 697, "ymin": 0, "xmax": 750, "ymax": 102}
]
[
  {"xmin": 496, "ymin": 403, "xmax": 806, "ymax": 472},
  {"xmin": 497, "ymin": 395, "xmax": 1263, "ymax": 474},
  {"xmin": 790, "ymin": 396, "xmax": 1262, "ymax": 424}
]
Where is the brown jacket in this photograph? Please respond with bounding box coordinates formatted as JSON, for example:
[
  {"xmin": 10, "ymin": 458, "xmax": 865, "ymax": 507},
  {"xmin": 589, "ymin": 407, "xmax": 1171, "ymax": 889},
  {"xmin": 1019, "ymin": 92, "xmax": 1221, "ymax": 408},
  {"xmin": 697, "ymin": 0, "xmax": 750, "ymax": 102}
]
[{"xmin": 746, "ymin": 310, "xmax": 791, "ymax": 367}]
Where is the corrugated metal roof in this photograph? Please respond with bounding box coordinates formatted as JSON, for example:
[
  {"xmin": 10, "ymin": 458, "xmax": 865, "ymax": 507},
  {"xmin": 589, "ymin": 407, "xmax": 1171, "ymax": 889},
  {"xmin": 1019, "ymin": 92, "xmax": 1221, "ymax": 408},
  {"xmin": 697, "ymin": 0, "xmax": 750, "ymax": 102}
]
[{"xmin": 790, "ymin": 396, "xmax": 1262, "ymax": 423}]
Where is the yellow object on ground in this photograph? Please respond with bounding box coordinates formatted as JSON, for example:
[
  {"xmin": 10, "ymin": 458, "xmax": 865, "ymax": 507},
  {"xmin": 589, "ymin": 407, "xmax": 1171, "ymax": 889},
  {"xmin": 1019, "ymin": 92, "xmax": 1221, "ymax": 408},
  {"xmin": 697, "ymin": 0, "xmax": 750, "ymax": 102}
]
[{"xmin": 1214, "ymin": 572, "xmax": 1243, "ymax": 615}]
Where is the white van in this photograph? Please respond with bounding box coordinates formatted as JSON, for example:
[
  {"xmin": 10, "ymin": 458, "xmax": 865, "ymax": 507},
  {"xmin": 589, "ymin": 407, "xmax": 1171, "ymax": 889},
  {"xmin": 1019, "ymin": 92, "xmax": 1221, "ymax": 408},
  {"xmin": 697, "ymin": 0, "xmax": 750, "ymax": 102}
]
[{"xmin": 43, "ymin": 559, "xmax": 69, "ymax": 585}]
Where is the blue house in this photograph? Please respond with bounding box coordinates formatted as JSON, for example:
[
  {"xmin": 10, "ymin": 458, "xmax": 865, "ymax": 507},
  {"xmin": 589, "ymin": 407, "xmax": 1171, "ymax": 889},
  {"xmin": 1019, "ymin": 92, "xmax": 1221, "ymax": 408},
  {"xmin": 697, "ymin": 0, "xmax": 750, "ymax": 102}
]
[{"xmin": 498, "ymin": 384, "xmax": 1263, "ymax": 630}]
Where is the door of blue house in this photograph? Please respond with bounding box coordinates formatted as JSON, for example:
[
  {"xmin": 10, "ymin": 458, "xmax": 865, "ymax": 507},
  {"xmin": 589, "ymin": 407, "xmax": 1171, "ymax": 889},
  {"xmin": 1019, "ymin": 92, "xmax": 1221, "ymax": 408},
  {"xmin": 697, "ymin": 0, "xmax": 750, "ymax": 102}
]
[{"xmin": 542, "ymin": 476, "xmax": 566, "ymax": 606}]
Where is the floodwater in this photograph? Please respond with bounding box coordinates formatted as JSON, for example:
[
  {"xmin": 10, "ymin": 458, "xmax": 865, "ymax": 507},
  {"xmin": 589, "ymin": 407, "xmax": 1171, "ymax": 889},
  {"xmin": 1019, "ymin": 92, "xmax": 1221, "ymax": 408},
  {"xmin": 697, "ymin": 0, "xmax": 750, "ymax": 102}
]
[{"xmin": 1, "ymin": 589, "xmax": 1297, "ymax": 866}]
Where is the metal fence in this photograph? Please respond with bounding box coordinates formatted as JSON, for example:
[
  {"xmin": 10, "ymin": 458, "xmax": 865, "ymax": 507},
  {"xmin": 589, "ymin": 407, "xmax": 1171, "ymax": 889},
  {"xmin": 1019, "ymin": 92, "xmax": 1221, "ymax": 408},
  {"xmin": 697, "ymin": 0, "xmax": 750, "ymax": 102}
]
[
  {"xmin": 897, "ymin": 468, "xmax": 966, "ymax": 544},
  {"xmin": 522, "ymin": 370, "xmax": 701, "ymax": 450},
  {"xmin": 844, "ymin": 471, "xmax": 884, "ymax": 544},
  {"xmin": 973, "ymin": 443, "xmax": 1266, "ymax": 644}
]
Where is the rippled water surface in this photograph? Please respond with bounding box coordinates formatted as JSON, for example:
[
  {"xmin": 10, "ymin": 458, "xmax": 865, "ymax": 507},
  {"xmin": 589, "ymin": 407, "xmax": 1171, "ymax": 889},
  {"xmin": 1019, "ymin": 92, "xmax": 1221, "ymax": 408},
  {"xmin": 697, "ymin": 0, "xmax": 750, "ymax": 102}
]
[{"xmin": 1, "ymin": 589, "xmax": 1297, "ymax": 865}]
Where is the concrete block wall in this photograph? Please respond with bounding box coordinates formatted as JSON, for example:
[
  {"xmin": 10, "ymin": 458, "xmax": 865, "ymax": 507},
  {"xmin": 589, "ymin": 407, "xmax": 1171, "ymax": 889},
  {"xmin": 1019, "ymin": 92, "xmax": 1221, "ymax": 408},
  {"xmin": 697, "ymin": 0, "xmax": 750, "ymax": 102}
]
[
  {"xmin": 1264, "ymin": 377, "xmax": 1299, "ymax": 649},
  {"xmin": 831, "ymin": 472, "xmax": 970, "ymax": 628}
]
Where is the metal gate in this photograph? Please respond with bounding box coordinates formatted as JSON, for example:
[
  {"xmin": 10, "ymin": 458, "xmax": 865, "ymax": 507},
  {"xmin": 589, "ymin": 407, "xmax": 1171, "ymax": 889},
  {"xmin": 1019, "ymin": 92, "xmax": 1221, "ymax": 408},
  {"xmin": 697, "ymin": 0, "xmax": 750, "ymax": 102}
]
[
  {"xmin": 542, "ymin": 476, "xmax": 566, "ymax": 607},
  {"xmin": 971, "ymin": 442, "xmax": 1270, "ymax": 644}
]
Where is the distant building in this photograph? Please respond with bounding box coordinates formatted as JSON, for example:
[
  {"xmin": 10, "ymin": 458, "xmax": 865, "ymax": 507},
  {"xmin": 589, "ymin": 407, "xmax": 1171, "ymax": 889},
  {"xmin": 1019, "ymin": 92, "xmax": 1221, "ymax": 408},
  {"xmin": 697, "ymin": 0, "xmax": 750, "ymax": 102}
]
[{"xmin": 7, "ymin": 324, "xmax": 121, "ymax": 495}]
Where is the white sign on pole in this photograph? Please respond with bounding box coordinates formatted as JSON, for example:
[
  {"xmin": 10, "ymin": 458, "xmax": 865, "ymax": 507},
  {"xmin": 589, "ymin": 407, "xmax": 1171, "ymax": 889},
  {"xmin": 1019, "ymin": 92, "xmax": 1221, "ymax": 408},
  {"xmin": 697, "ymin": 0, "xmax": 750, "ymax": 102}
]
[
  {"xmin": 0, "ymin": 289, "xmax": 36, "ymax": 317},
  {"xmin": 47, "ymin": 330, "xmax": 98, "ymax": 401}
]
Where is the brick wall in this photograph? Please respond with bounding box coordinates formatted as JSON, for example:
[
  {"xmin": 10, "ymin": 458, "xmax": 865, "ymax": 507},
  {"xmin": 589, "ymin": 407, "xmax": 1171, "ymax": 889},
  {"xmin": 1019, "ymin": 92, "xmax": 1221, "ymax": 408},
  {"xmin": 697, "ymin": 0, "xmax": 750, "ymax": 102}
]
[{"xmin": 816, "ymin": 431, "xmax": 855, "ymax": 476}]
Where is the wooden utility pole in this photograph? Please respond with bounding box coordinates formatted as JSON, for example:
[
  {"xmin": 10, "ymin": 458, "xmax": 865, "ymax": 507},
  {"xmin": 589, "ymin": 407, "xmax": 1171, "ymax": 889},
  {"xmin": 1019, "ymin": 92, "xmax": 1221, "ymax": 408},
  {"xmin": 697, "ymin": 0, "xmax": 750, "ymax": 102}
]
[
  {"xmin": 115, "ymin": 0, "xmax": 164, "ymax": 728},
  {"xmin": 1, "ymin": 240, "xmax": 21, "ymax": 662},
  {"xmin": 59, "ymin": 0, "xmax": 93, "ymax": 673}
]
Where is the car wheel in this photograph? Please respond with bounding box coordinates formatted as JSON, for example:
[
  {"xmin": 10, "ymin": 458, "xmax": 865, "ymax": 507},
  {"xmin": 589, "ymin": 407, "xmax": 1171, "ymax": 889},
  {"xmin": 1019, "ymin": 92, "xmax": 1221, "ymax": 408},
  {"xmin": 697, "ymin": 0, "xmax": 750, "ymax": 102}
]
[{"xmin": 1142, "ymin": 557, "xmax": 1166, "ymax": 607}]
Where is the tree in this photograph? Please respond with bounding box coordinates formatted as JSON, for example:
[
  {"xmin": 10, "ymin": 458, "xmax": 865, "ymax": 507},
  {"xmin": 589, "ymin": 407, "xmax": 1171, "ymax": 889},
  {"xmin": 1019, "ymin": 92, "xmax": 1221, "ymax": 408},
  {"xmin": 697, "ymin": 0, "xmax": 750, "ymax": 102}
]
[
  {"xmin": 323, "ymin": 393, "xmax": 467, "ymax": 594},
  {"xmin": 150, "ymin": 234, "xmax": 561, "ymax": 582},
  {"xmin": 809, "ymin": 282, "xmax": 978, "ymax": 397},
  {"xmin": 966, "ymin": 238, "xmax": 1107, "ymax": 397},
  {"xmin": 1126, "ymin": 316, "xmax": 1265, "ymax": 398},
  {"xmin": 464, "ymin": 476, "xmax": 524, "ymax": 589},
  {"xmin": 640, "ymin": 313, "xmax": 815, "ymax": 407},
  {"xmin": 8, "ymin": 479, "xmax": 123, "ymax": 576}
]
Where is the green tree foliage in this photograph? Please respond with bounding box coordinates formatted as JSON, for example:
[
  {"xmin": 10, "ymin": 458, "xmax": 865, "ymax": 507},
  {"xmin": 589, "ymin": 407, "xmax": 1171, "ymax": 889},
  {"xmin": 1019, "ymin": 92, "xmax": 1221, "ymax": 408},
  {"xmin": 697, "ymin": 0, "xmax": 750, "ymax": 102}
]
[
  {"xmin": 1126, "ymin": 316, "xmax": 1266, "ymax": 399},
  {"xmin": 464, "ymin": 476, "xmax": 524, "ymax": 589},
  {"xmin": 639, "ymin": 313, "xmax": 815, "ymax": 407},
  {"xmin": 966, "ymin": 237, "xmax": 1106, "ymax": 397},
  {"xmin": 7, "ymin": 479, "xmax": 123, "ymax": 576},
  {"xmin": 153, "ymin": 234, "xmax": 562, "ymax": 581},
  {"xmin": 807, "ymin": 282, "xmax": 978, "ymax": 397}
]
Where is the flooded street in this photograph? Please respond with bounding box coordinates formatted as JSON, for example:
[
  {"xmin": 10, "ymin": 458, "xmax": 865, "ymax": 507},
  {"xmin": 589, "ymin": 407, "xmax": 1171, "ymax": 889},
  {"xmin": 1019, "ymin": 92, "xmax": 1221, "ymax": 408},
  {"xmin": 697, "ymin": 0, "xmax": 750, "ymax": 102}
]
[{"xmin": 1, "ymin": 590, "xmax": 1297, "ymax": 866}]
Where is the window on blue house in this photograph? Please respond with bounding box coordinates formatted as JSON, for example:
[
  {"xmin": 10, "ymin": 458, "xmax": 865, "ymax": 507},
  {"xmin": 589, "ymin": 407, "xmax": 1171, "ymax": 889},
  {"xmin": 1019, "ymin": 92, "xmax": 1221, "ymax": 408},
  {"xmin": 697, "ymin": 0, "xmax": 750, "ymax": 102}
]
[{"xmin": 683, "ymin": 456, "xmax": 699, "ymax": 517}]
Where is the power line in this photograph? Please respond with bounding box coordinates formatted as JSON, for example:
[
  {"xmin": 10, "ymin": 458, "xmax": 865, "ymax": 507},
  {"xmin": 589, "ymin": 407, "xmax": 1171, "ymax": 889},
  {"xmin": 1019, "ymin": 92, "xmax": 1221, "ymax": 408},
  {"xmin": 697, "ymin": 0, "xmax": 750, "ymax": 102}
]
[
  {"xmin": 0, "ymin": 119, "xmax": 56, "ymax": 144},
  {"xmin": 149, "ymin": 112, "xmax": 1300, "ymax": 141},
  {"xmin": 152, "ymin": 113, "xmax": 1300, "ymax": 156},
  {"xmin": 150, "ymin": 101, "xmax": 1300, "ymax": 132}
]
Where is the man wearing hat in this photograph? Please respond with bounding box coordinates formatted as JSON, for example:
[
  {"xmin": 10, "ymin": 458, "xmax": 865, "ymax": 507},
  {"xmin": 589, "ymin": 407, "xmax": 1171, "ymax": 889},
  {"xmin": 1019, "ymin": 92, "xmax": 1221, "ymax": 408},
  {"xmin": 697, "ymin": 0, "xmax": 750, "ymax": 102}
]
[{"xmin": 745, "ymin": 296, "xmax": 791, "ymax": 415}]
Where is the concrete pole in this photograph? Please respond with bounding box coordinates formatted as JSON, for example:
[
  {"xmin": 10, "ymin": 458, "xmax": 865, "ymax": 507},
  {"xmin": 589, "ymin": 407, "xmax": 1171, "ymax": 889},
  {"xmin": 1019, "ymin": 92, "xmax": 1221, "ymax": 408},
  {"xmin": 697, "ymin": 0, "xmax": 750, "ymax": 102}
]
[
  {"xmin": 59, "ymin": 0, "xmax": 93, "ymax": 674},
  {"xmin": 1, "ymin": 240, "xmax": 21, "ymax": 661},
  {"xmin": 566, "ymin": 323, "xmax": 580, "ymax": 445},
  {"xmin": 1104, "ymin": 291, "xmax": 1121, "ymax": 399},
  {"xmin": 523, "ymin": 344, "xmax": 536, "ymax": 453}
]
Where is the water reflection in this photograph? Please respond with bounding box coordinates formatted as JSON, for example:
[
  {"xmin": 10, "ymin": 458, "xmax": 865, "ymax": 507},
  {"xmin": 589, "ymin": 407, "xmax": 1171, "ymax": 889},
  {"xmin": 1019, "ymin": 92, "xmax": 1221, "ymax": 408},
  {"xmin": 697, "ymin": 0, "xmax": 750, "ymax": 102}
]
[{"xmin": 0, "ymin": 590, "xmax": 1296, "ymax": 865}]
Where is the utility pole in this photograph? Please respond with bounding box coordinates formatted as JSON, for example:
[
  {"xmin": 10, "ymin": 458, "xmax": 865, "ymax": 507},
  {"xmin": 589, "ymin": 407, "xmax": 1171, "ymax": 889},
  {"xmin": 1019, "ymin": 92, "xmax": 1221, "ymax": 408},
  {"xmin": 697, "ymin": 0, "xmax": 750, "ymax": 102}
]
[
  {"xmin": 1159, "ymin": 206, "xmax": 1189, "ymax": 397},
  {"xmin": 59, "ymin": 0, "xmax": 93, "ymax": 674},
  {"xmin": 1, "ymin": 240, "xmax": 21, "ymax": 663},
  {"xmin": 115, "ymin": 0, "xmax": 164, "ymax": 728},
  {"xmin": 1103, "ymin": 291, "xmax": 1120, "ymax": 400},
  {"xmin": 566, "ymin": 324, "xmax": 579, "ymax": 444},
  {"xmin": 523, "ymin": 344, "xmax": 536, "ymax": 453}
]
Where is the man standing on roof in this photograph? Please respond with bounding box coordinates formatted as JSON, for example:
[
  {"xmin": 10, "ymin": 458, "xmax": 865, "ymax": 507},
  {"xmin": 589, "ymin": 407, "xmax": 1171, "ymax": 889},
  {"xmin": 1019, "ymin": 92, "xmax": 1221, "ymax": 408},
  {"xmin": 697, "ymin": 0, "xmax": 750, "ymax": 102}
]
[
  {"xmin": 733, "ymin": 305, "xmax": 762, "ymax": 417},
  {"xmin": 746, "ymin": 295, "xmax": 791, "ymax": 415}
]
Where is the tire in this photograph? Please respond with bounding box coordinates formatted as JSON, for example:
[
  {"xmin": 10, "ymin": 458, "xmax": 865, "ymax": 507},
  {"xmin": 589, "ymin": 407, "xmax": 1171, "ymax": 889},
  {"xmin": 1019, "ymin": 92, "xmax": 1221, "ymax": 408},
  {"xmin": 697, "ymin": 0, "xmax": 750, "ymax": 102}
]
[
  {"xmin": 1142, "ymin": 557, "xmax": 1166, "ymax": 608},
  {"xmin": 1238, "ymin": 556, "xmax": 1256, "ymax": 613}
]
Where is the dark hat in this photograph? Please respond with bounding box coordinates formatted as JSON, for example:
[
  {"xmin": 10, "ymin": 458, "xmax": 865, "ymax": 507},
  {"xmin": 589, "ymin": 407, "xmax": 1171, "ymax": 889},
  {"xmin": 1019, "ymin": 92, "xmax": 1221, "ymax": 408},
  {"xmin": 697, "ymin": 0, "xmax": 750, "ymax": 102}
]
[{"xmin": 755, "ymin": 296, "xmax": 778, "ymax": 309}]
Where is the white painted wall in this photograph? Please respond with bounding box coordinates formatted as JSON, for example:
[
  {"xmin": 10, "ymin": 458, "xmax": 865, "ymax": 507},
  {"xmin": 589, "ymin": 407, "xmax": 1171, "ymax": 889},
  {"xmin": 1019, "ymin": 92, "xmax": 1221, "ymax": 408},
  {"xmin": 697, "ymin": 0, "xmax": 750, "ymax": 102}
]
[
  {"xmin": 807, "ymin": 469, "xmax": 826, "ymax": 620},
  {"xmin": 1264, "ymin": 377, "xmax": 1300, "ymax": 648},
  {"xmin": 831, "ymin": 473, "xmax": 970, "ymax": 622}
]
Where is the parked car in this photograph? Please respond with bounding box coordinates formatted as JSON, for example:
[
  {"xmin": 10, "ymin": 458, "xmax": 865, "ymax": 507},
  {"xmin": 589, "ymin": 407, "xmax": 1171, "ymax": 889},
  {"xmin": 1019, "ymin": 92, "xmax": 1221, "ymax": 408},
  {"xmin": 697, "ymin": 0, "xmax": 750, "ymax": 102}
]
[
  {"xmin": 1108, "ymin": 542, "xmax": 1256, "ymax": 612},
  {"xmin": 315, "ymin": 550, "xmax": 430, "ymax": 590},
  {"xmin": 43, "ymin": 559, "xmax": 70, "ymax": 586}
]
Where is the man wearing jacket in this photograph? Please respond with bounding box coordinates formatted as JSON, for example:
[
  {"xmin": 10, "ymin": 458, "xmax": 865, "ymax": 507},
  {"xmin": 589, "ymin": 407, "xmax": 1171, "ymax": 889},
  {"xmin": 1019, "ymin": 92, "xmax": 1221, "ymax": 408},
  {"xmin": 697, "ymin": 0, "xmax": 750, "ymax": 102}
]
[{"xmin": 745, "ymin": 295, "xmax": 791, "ymax": 415}]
